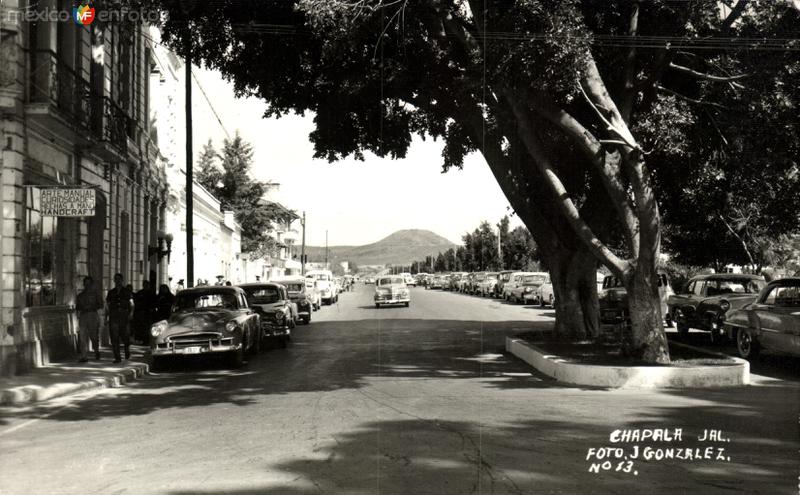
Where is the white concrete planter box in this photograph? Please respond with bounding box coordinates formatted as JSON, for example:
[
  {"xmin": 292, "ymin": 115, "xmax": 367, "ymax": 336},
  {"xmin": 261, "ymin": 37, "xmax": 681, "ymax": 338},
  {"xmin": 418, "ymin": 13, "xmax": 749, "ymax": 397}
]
[{"xmin": 506, "ymin": 337, "xmax": 749, "ymax": 388}]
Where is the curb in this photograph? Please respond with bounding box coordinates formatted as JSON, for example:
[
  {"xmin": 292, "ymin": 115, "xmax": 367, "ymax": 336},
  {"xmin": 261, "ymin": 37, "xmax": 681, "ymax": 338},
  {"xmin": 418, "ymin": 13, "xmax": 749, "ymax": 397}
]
[
  {"xmin": 506, "ymin": 337, "xmax": 750, "ymax": 388},
  {"xmin": 0, "ymin": 362, "xmax": 150, "ymax": 406}
]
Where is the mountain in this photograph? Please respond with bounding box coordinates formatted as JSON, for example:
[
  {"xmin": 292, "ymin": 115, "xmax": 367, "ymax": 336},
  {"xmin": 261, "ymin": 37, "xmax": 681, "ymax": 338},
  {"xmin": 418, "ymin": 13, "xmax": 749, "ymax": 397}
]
[{"xmin": 302, "ymin": 229, "xmax": 458, "ymax": 266}]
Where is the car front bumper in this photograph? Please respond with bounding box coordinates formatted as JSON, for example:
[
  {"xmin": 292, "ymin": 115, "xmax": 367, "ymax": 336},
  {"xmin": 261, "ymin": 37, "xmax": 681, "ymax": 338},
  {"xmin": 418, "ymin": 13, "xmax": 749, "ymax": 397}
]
[{"xmin": 152, "ymin": 338, "xmax": 240, "ymax": 356}]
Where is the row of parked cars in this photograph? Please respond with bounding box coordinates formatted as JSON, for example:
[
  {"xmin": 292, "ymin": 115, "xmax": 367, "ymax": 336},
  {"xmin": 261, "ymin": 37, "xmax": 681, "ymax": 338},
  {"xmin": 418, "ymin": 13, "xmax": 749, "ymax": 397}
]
[
  {"xmin": 409, "ymin": 269, "xmax": 800, "ymax": 361},
  {"xmin": 149, "ymin": 270, "xmax": 352, "ymax": 368},
  {"xmin": 417, "ymin": 271, "xmax": 563, "ymax": 307},
  {"xmin": 596, "ymin": 272, "xmax": 800, "ymax": 360}
]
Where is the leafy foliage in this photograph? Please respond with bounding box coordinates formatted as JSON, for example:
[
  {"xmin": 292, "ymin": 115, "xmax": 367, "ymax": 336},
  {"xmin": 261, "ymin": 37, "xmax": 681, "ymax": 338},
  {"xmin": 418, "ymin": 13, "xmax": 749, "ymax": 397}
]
[{"xmin": 194, "ymin": 132, "xmax": 284, "ymax": 256}]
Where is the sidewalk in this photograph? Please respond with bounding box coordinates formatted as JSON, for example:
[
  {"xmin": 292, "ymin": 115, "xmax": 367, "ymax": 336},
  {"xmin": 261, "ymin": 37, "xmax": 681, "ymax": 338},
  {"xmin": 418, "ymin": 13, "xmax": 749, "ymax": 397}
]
[{"xmin": 0, "ymin": 344, "xmax": 150, "ymax": 406}]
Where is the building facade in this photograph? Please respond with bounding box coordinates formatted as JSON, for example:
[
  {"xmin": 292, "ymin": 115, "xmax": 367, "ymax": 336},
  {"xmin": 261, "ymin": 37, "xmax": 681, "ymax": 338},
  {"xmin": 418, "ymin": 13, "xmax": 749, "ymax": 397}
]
[{"xmin": 0, "ymin": 1, "xmax": 168, "ymax": 375}]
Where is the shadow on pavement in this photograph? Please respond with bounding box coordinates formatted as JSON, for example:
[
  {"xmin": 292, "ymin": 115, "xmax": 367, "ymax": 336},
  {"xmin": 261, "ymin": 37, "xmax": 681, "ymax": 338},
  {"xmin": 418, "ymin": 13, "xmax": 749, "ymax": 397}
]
[{"xmin": 162, "ymin": 413, "xmax": 798, "ymax": 494}]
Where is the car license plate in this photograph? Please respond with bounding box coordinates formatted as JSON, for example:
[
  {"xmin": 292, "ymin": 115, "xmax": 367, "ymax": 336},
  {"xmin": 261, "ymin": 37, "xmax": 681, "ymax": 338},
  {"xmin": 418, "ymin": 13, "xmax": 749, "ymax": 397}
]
[{"xmin": 178, "ymin": 346, "xmax": 203, "ymax": 354}]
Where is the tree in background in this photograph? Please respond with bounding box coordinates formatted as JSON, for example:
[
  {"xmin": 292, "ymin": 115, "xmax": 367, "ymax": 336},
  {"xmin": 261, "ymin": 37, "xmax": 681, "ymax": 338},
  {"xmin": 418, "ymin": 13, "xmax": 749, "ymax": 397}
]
[
  {"xmin": 503, "ymin": 226, "xmax": 540, "ymax": 272},
  {"xmin": 195, "ymin": 131, "xmax": 282, "ymax": 256}
]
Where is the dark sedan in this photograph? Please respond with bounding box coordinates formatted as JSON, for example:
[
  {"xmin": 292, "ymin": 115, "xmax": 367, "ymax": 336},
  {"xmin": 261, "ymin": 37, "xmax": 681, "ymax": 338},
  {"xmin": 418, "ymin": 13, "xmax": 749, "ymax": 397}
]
[
  {"xmin": 239, "ymin": 283, "xmax": 294, "ymax": 348},
  {"xmin": 150, "ymin": 286, "xmax": 260, "ymax": 368}
]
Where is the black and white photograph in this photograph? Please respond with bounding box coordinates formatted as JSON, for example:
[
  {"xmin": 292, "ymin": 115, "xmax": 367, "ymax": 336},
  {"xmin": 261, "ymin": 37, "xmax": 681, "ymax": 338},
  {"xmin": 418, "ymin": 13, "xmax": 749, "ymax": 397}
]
[{"xmin": 0, "ymin": 0, "xmax": 798, "ymax": 493}]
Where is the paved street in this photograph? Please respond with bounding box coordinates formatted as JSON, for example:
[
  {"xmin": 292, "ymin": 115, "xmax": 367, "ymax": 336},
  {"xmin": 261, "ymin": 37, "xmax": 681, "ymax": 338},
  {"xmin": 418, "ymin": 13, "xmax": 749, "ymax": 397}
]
[{"xmin": 1, "ymin": 284, "xmax": 798, "ymax": 494}]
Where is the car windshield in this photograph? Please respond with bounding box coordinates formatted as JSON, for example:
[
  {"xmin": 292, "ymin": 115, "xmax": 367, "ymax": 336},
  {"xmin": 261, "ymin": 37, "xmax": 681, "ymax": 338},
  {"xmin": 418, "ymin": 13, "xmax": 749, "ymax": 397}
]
[
  {"xmin": 707, "ymin": 279, "xmax": 765, "ymax": 295},
  {"xmin": 175, "ymin": 291, "xmax": 238, "ymax": 310},
  {"xmin": 284, "ymin": 283, "xmax": 304, "ymax": 292},
  {"xmin": 242, "ymin": 287, "xmax": 282, "ymax": 304},
  {"xmin": 378, "ymin": 277, "xmax": 404, "ymax": 286},
  {"xmin": 523, "ymin": 275, "xmax": 547, "ymax": 284}
]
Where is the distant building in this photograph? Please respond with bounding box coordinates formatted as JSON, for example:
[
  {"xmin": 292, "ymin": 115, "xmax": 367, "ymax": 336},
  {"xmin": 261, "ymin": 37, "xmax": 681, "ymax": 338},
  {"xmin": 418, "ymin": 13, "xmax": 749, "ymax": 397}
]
[{"xmin": 240, "ymin": 202, "xmax": 301, "ymax": 281}]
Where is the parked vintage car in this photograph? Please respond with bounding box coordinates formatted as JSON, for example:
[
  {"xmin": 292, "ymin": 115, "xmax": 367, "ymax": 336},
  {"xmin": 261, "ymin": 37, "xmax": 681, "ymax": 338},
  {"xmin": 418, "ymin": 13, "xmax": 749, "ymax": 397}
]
[
  {"xmin": 599, "ymin": 272, "xmax": 674, "ymax": 327},
  {"xmin": 374, "ymin": 275, "xmax": 411, "ymax": 308},
  {"xmin": 428, "ymin": 275, "xmax": 446, "ymax": 290},
  {"xmin": 507, "ymin": 272, "xmax": 547, "ymax": 303},
  {"xmin": 307, "ymin": 269, "xmax": 338, "ymax": 304},
  {"xmin": 239, "ymin": 282, "xmax": 295, "ymax": 348},
  {"xmin": 276, "ymin": 278, "xmax": 313, "ymax": 324},
  {"xmin": 458, "ymin": 273, "xmax": 474, "ymax": 293},
  {"xmin": 477, "ymin": 272, "xmax": 499, "ymax": 297},
  {"xmin": 495, "ymin": 271, "xmax": 515, "ymax": 299},
  {"xmin": 502, "ymin": 272, "xmax": 530, "ymax": 300},
  {"xmin": 537, "ymin": 281, "xmax": 555, "ymax": 308},
  {"xmin": 150, "ymin": 286, "xmax": 260, "ymax": 368},
  {"xmin": 724, "ymin": 278, "xmax": 800, "ymax": 359},
  {"xmin": 304, "ymin": 278, "xmax": 322, "ymax": 310},
  {"xmin": 666, "ymin": 273, "xmax": 766, "ymax": 342},
  {"xmin": 449, "ymin": 272, "xmax": 467, "ymax": 291}
]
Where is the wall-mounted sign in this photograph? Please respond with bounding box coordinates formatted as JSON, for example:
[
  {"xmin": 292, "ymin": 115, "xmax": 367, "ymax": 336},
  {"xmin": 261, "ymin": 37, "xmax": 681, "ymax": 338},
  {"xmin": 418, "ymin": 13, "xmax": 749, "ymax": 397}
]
[{"xmin": 40, "ymin": 188, "xmax": 96, "ymax": 217}]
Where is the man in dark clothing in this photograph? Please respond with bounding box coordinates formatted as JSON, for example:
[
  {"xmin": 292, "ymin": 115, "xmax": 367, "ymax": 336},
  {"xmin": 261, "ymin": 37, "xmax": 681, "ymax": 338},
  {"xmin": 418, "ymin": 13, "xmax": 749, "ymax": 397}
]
[
  {"xmin": 133, "ymin": 281, "xmax": 156, "ymax": 344},
  {"xmin": 106, "ymin": 273, "xmax": 134, "ymax": 363},
  {"xmin": 76, "ymin": 276, "xmax": 104, "ymax": 362}
]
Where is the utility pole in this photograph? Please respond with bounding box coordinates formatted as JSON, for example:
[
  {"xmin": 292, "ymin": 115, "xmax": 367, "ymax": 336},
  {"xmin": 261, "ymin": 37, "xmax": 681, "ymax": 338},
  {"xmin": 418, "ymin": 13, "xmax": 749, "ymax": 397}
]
[
  {"xmin": 301, "ymin": 211, "xmax": 306, "ymax": 276},
  {"xmin": 325, "ymin": 230, "xmax": 328, "ymax": 270},
  {"xmin": 185, "ymin": 40, "xmax": 194, "ymax": 288},
  {"xmin": 497, "ymin": 223, "xmax": 503, "ymax": 270}
]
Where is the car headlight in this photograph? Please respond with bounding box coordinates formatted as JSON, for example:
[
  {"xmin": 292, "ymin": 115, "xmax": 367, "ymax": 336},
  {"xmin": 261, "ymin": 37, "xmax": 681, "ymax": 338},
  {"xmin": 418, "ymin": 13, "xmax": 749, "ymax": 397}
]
[
  {"xmin": 225, "ymin": 321, "xmax": 238, "ymax": 332},
  {"xmin": 151, "ymin": 320, "xmax": 168, "ymax": 337},
  {"xmin": 719, "ymin": 300, "xmax": 730, "ymax": 312}
]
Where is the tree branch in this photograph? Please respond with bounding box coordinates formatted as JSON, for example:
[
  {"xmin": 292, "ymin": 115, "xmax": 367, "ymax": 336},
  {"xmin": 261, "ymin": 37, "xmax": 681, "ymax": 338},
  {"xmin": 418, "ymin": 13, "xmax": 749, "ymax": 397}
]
[
  {"xmin": 619, "ymin": 1, "xmax": 640, "ymax": 123},
  {"xmin": 656, "ymin": 85, "xmax": 727, "ymax": 110},
  {"xmin": 522, "ymin": 92, "xmax": 639, "ymax": 257},
  {"xmin": 504, "ymin": 91, "xmax": 630, "ymax": 277},
  {"xmin": 669, "ymin": 62, "xmax": 750, "ymax": 83}
]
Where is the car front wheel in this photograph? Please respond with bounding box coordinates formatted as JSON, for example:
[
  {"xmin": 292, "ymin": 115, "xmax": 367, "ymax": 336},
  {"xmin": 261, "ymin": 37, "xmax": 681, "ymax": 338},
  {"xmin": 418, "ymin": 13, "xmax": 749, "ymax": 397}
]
[
  {"xmin": 736, "ymin": 328, "xmax": 760, "ymax": 360},
  {"xmin": 229, "ymin": 346, "xmax": 245, "ymax": 368}
]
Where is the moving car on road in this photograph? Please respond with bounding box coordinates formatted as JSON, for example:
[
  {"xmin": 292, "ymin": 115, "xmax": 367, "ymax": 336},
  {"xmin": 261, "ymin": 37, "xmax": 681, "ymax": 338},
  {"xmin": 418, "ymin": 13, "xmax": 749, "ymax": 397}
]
[
  {"xmin": 239, "ymin": 282, "xmax": 295, "ymax": 348},
  {"xmin": 724, "ymin": 278, "xmax": 800, "ymax": 359},
  {"xmin": 666, "ymin": 273, "xmax": 765, "ymax": 342},
  {"xmin": 374, "ymin": 276, "xmax": 411, "ymax": 308},
  {"xmin": 150, "ymin": 286, "xmax": 260, "ymax": 368}
]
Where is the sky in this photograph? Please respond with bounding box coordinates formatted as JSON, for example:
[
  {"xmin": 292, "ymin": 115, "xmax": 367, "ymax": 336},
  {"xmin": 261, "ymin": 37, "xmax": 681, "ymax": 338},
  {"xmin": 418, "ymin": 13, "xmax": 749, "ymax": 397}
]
[{"xmin": 189, "ymin": 65, "xmax": 523, "ymax": 247}]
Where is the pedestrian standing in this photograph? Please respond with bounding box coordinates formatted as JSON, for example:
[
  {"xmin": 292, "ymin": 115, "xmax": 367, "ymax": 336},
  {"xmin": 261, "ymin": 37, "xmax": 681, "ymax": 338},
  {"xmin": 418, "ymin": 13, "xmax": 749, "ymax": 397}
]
[
  {"xmin": 154, "ymin": 284, "xmax": 176, "ymax": 323},
  {"xmin": 106, "ymin": 273, "xmax": 134, "ymax": 363},
  {"xmin": 76, "ymin": 276, "xmax": 104, "ymax": 362},
  {"xmin": 133, "ymin": 281, "xmax": 156, "ymax": 344}
]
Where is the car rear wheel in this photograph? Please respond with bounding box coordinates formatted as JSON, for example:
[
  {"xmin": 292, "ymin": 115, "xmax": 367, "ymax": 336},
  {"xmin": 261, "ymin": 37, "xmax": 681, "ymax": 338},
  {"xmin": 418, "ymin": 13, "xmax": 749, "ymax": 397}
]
[{"xmin": 736, "ymin": 328, "xmax": 760, "ymax": 360}]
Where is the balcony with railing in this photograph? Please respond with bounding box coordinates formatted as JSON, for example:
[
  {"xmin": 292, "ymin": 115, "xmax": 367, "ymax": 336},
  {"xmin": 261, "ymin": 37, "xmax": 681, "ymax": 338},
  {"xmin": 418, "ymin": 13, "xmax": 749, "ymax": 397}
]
[{"xmin": 27, "ymin": 49, "xmax": 134, "ymax": 157}]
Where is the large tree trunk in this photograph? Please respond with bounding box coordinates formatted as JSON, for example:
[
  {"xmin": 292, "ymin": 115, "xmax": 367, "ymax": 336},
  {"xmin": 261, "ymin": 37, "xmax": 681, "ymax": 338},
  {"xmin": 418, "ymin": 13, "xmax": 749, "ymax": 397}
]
[
  {"xmin": 625, "ymin": 260, "xmax": 670, "ymax": 363},
  {"xmin": 546, "ymin": 246, "xmax": 599, "ymax": 341}
]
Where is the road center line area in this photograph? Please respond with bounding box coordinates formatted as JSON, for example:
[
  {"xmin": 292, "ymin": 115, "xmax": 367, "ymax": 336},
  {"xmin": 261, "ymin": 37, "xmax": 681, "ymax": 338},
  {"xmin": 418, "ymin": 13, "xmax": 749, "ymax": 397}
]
[{"xmin": 1, "ymin": 284, "xmax": 797, "ymax": 495}]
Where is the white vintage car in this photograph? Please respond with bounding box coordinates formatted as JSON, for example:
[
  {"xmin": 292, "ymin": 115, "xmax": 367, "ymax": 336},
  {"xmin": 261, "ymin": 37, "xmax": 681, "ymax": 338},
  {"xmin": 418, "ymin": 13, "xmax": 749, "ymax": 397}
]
[
  {"xmin": 374, "ymin": 276, "xmax": 411, "ymax": 308},
  {"xmin": 306, "ymin": 269, "xmax": 338, "ymax": 305}
]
